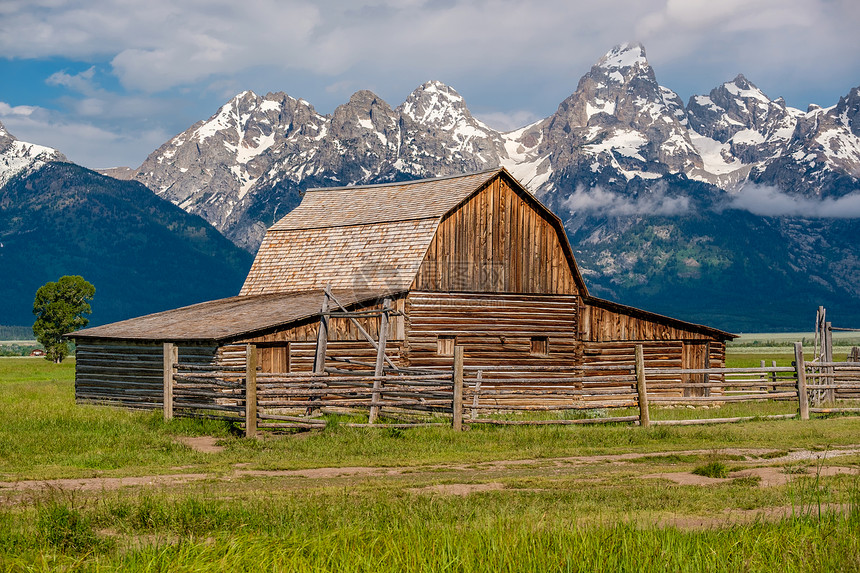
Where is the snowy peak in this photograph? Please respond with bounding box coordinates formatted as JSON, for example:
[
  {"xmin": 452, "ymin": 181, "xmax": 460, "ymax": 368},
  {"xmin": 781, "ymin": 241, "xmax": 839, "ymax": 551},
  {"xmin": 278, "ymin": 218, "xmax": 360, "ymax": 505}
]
[
  {"xmin": 596, "ymin": 43, "xmax": 651, "ymax": 78},
  {"xmin": 687, "ymin": 74, "xmax": 800, "ymax": 147},
  {"xmin": 331, "ymin": 90, "xmax": 399, "ymax": 138},
  {"xmin": 543, "ymin": 42, "xmax": 700, "ymax": 178},
  {"xmin": 125, "ymin": 44, "xmax": 860, "ymax": 253},
  {"xmin": 398, "ymin": 80, "xmax": 504, "ymax": 169},
  {"xmin": 0, "ymin": 121, "xmax": 66, "ymax": 187},
  {"xmin": 835, "ymin": 86, "xmax": 860, "ymax": 137},
  {"xmin": 400, "ymin": 81, "xmax": 472, "ymax": 127}
]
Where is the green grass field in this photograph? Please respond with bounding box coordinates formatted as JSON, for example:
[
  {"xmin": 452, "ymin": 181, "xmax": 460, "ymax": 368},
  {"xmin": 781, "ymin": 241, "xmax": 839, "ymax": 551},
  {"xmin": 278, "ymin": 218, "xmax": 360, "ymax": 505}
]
[{"xmin": 1, "ymin": 353, "xmax": 859, "ymax": 571}]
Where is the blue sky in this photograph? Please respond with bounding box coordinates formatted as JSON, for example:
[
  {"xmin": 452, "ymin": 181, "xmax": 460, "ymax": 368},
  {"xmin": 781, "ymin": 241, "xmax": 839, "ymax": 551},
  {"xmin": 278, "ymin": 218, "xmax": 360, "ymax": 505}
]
[{"xmin": 2, "ymin": 0, "xmax": 859, "ymax": 169}]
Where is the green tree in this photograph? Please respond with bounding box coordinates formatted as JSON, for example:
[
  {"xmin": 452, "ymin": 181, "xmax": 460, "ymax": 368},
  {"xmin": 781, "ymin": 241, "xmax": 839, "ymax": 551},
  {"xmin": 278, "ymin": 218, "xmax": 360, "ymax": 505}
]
[{"xmin": 32, "ymin": 275, "xmax": 95, "ymax": 363}]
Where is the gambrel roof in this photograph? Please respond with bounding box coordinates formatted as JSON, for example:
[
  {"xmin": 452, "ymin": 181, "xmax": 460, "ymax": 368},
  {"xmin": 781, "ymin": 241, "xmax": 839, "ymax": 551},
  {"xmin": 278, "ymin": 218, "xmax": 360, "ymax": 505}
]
[{"xmin": 240, "ymin": 168, "xmax": 589, "ymax": 296}]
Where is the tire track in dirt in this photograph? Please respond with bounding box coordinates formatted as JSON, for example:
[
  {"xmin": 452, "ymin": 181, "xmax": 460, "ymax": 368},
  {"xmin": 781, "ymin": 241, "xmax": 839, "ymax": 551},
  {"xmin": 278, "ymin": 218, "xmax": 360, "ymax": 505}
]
[{"xmin": 2, "ymin": 445, "xmax": 858, "ymax": 494}]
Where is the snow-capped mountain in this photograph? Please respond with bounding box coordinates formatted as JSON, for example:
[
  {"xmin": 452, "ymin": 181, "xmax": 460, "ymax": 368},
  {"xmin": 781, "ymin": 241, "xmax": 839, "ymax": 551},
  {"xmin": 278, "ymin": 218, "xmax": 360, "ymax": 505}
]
[
  {"xmin": 132, "ymin": 81, "xmax": 511, "ymax": 249},
  {"xmin": 5, "ymin": 42, "xmax": 859, "ymax": 330},
  {"xmin": 126, "ymin": 42, "xmax": 860, "ymax": 254},
  {"xmin": 750, "ymin": 85, "xmax": 860, "ymax": 198},
  {"xmin": 536, "ymin": 43, "xmax": 702, "ymax": 185},
  {"xmin": 0, "ymin": 121, "xmax": 66, "ymax": 188}
]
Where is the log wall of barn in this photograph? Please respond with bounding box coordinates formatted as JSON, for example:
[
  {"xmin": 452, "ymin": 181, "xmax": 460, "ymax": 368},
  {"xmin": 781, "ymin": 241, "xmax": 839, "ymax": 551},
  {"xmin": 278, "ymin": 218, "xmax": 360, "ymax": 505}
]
[
  {"xmin": 412, "ymin": 177, "xmax": 579, "ymax": 295},
  {"xmin": 402, "ymin": 291, "xmax": 579, "ymax": 369},
  {"xmin": 74, "ymin": 341, "xmax": 241, "ymax": 408}
]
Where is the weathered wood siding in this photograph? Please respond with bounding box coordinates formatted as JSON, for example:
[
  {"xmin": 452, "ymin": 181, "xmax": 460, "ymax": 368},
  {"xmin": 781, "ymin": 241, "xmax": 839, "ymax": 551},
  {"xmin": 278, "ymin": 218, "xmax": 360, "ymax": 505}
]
[
  {"xmin": 75, "ymin": 341, "xmax": 240, "ymax": 408},
  {"xmin": 239, "ymin": 297, "xmax": 407, "ymax": 373},
  {"xmin": 413, "ymin": 177, "xmax": 578, "ymax": 294},
  {"xmin": 403, "ymin": 291, "xmax": 579, "ymax": 369}
]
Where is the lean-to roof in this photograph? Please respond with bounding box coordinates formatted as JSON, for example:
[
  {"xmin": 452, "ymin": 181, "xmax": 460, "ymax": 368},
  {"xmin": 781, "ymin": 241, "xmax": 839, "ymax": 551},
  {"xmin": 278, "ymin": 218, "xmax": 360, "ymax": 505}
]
[{"xmin": 71, "ymin": 289, "xmax": 394, "ymax": 342}]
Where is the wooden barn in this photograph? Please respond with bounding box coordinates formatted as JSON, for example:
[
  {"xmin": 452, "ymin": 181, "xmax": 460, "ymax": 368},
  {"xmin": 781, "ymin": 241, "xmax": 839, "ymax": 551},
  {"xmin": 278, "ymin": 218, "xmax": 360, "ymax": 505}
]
[{"xmin": 71, "ymin": 168, "xmax": 734, "ymax": 409}]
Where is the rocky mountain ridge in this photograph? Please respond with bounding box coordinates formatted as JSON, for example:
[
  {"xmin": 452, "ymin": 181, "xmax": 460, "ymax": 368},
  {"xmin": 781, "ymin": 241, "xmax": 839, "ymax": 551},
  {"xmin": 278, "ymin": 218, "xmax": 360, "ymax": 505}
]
[{"xmin": 123, "ymin": 43, "xmax": 860, "ymax": 254}]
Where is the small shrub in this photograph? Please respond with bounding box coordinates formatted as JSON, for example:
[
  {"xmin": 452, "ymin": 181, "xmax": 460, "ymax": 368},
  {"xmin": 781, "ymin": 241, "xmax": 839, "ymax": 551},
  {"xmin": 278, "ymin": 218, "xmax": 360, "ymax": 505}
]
[
  {"xmin": 692, "ymin": 461, "xmax": 729, "ymax": 479},
  {"xmin": 384, "ymin": 428, "xmax": 405, "ymax": 439}
]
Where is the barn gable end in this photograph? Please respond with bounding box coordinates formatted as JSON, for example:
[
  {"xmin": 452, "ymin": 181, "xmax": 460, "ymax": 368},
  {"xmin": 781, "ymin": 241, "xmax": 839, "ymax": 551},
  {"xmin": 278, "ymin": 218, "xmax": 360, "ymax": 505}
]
[{"xmin": 413, "ymin": 173, "xmax": 580, "ymax": 294}]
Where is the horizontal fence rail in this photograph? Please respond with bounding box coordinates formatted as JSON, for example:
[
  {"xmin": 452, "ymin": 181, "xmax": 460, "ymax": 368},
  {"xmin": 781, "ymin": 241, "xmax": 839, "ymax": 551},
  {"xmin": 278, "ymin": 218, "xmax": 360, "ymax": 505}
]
[{"xmin": 150, "ymin": 342, "xmax": 860, "ymax": 436}]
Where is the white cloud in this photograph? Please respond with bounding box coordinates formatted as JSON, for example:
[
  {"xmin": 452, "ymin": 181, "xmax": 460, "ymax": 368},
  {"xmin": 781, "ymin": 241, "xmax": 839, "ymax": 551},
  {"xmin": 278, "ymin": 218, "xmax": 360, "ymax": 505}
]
[
  {"xmin": 562, "ymin": 184, "xmax": 691, "ymax": 216},
  {"xmin": 729, "ymin": 184, "xmax": 860, "ymax": 218},
  {"xmin": 1, "ymin": 0, "xmax": 859, "ymax": 170},
  {"xmin": 0, "ymin": 102, "xmax": 39, "ymax": 118},
  {"xmin": 0, "ymin": 0, "xmax": 857, "ymax": 104},
  {"xmin": 46, "ymin": 67, "xmax": 97, "ymax": 94},
  {"xmin": 0, "ymin": 100, "xmax": 170, "ymax": 168}
]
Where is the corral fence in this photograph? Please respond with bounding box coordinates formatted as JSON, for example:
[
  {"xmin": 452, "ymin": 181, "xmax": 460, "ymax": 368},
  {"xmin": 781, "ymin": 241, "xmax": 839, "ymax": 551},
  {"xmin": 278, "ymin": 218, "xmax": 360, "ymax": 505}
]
[{"xmin": 160, "ymin": 342, "xmax": 860, "ymax": 437}]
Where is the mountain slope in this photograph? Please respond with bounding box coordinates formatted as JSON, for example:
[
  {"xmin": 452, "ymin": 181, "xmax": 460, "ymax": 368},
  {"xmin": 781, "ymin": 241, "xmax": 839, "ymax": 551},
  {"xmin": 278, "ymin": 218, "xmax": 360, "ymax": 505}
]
[
  {"xmin": 563, "ymin": 201, "xmax": 860, "ymax": 331},
  {"xmin": 0, "ymin": 162, "xmax": 253, "ymax": 326}
]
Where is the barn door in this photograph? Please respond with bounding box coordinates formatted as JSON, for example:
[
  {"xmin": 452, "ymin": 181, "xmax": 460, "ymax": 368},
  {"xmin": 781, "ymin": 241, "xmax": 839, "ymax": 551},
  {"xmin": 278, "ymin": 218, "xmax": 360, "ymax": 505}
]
[
  {"xmin": 259, "ymin": 342, "xmax": 291, "ymax": 373},
  {"xmin": 682, "ymin": 341, "xmax": 709, "ymax": 397}
]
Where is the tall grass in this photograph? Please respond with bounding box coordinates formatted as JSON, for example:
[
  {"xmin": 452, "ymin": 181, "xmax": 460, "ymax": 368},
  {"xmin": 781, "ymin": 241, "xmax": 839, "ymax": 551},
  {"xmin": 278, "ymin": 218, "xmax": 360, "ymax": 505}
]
[{"xmin": 2, "ymin": 485, "xmax": 858, "ymax": 572}]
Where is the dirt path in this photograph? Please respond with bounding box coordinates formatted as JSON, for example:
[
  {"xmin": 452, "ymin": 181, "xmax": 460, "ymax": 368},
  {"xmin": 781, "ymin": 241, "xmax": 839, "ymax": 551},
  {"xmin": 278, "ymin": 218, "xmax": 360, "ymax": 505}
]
[{"xmin": 2, "ymin": 445, "xmax": 858, "ymax": 494}]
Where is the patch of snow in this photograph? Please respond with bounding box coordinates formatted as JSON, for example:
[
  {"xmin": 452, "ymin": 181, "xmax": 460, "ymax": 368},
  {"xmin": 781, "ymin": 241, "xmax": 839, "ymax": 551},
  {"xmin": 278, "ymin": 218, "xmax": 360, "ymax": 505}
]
[
  {"xmin": 731, "ymin": 129, "xmax": 766, "ymax": 145},
  {"xmin": 599, "ymin": 43, "xmax": 647, "ymax": 70},
  {"xmin": 688, "ymin": 131, "xmax": 743, "ymax": 175},
  {"xmin": 584, "ymin": 129, "xmax": 648, "ymax": 161},
  {"xmin": 586, "ymin": 99, "xmax": 616, "ymax": 119},
  {"xmin": 259, "ymin": 100, "xmax": 281, "ymax": 113},
  {"xmin": 693, "ymin": 95, "xmax": 722, "ymax": 112},
  {"xmin": 724, "ymin": 81, "xmax": 770, "ymax": 104},
  {"xmin": 234, "ymin": 132, "xmax": 276, "ymax": 164},
  {"xmin": 816, "ymin": 128, "xmax": 860, "ymax": 164},
  {"xmin": 503, "ymin": 153, "xmax": 553, "ymax": 190}
]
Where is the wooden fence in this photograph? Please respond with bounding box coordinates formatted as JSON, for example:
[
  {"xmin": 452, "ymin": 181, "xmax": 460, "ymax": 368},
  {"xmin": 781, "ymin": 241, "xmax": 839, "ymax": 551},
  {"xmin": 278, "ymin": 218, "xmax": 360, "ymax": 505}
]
[{"xmin": 159, "ymin": 342, "xmax": 860, "ymax": 436}]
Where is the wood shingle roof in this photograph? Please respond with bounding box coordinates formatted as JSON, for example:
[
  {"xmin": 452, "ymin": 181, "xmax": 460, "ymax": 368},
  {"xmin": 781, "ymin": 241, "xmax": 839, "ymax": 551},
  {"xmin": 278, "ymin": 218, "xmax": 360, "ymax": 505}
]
[
  {"xmin": 271, "ymin": 170, "xmax": 499, "ymax": 230},
  {"xmin": 71, "ymin": 289, "xmax": 394, "ymax": 342},
  {"xmin": 240, "ymin": 169, "xmax": 510, "ymax": 296}
]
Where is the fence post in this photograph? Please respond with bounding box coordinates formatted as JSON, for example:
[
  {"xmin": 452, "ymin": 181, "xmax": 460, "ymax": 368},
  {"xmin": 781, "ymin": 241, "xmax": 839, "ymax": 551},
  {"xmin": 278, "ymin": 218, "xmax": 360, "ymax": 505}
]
[
  {"xmin": 635, "ymin": 344, "xmax": 650, "ymax": 428},
  {"xmin": 368, "ymin": 298, "xmax": 391, "ymax": 424},
  {"xmin": 313, "ymin": 291, "xmax": 330, "ymax": 374},
  {"xmin": 824, "ymin": 322, "xmax": 834, "ymax": 403},
  {"xmin": 246, "ymin": 344, "xmax": 258, "ymax": 438},
  {"xmin": 452, "ymin": 345, "xmax": 464, "ymax": 431},
  {"xmin": 794, "ymin": 342, "xmax": 809, "ymax": 421},
  {"xmin": 162, "ymin": 342, "xmax": 176, "ymax": 422}
]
